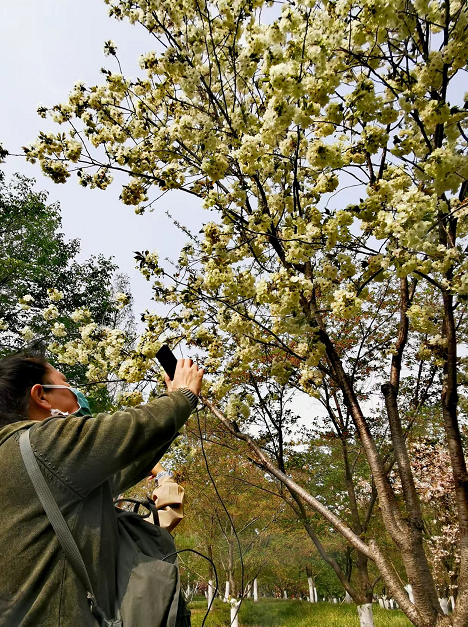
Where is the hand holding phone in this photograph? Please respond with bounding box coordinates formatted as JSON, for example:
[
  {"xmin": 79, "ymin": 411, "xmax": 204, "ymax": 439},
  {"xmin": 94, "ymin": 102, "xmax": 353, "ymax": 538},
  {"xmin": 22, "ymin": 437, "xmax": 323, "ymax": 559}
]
[{"xmin": 155, "ymin": 345, "xmax": 204, "ymax": 396}]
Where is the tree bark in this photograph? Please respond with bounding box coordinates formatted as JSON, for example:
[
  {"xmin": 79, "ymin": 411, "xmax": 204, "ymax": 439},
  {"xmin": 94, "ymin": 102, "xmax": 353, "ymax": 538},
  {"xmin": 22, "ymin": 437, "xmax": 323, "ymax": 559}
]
[
  {"xmin": 305, "ymin": 281, "xmax": 443, "ymax": 624},
  {"xmin": 441, "ymin": 290, "xmax": 468, "ymax": 627},
  {"xmin": 357, "ymin": 604, "xmax": 375, "ymax": 627},
  {"xmin": 382, "ymin": 382, "xmax": 441, "ymax": 617}
]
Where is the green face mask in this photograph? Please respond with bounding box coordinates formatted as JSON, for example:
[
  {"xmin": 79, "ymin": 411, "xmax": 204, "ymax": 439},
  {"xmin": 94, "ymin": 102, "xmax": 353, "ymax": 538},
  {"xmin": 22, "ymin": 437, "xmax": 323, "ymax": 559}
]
[
  {"xmin": 42, "ymin": 385, "xmax": 92, "ymax": 417},
  {"xmin": 71, "ymin": 389, "xmax": 92, "ymax": 417}
]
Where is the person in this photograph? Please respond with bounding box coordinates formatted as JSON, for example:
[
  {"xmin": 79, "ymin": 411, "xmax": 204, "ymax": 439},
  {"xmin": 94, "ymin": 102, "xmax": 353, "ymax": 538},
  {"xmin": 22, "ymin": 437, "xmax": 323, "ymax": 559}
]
[
  {"xmin": 0, "ymin": 352, "xmax": 203, "ymax": 627},
  {"xmin": 149, "ymin": 462, "xmax": 185, "ymax": 532}
]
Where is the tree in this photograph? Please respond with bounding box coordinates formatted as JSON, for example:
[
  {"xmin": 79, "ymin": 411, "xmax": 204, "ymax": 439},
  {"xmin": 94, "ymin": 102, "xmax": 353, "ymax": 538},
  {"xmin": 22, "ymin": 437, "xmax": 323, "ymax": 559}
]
[
  {"xmin": 205, "ymin": 370, "xmax": 385, "ymax": 610},
  {"xmin": 402, "ymin": 438, "xmax": 462, "ymax": 604},
  {"xmin": 174, "ymin": 420, "xmax": 281, "ymax": 600},
  {"xmin": 27, "ymin": 1, "xmax": 468, "ymax": 625},
  {"xmin": 0, "ymin": 172, "xmax": 134, "ymax": 410}
]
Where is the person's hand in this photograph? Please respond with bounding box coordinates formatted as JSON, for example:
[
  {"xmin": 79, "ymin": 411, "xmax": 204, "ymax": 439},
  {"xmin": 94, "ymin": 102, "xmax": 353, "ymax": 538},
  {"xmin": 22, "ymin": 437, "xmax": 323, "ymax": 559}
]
[
  {"xmin": 165, "ymin": 359, "xmax": 204, "ymax": 397},
  {"xmin": 150, "ymin": 462, "xmax": 165, "ymax": 476}
]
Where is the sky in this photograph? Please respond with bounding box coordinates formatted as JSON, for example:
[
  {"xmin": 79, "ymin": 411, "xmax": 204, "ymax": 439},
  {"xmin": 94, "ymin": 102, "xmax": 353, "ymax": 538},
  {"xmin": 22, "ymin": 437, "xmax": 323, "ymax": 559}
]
[{"xmin": 0, "ymin": 0, "xmax": 205, "ymax": 321}]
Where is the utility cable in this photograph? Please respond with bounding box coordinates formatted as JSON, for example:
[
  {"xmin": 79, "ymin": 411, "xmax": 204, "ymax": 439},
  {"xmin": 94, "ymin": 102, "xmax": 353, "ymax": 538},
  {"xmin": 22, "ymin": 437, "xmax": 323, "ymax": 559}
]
[
  {"xmin": 196, "ymin": 406, "xmax": 246, "ymax": 625},
  {"xmin": 162, "ymin": 548, "xmax": 219, "ymax": 627}
]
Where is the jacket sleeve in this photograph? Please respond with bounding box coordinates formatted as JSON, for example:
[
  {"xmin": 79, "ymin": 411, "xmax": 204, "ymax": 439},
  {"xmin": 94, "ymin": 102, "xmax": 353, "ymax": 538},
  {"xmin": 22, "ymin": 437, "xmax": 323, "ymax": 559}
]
[
  {"xmin": 29, "ymin": 391, "xmax": 192, "ymax": 498},
  {"xmin": 109, "ymin": 434, "xmax": 179, "ymax": 498},
  {"xmin": 151, "ymin": 475, "xmax": 185, "ymax": 532}
]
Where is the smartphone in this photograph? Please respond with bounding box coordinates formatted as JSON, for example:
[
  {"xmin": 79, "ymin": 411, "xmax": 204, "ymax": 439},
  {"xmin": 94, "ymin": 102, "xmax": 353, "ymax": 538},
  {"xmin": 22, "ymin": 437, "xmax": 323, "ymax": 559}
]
[{"xmin": 155, "ymin": 345, "xmax": 178, "ymax": 380}]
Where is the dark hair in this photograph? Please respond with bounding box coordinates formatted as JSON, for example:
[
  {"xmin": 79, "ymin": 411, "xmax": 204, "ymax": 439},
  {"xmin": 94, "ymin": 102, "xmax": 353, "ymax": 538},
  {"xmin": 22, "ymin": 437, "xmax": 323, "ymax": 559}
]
[{"xmin": 0, "ymin": 353, "xmax": 50, "ymax": 426}]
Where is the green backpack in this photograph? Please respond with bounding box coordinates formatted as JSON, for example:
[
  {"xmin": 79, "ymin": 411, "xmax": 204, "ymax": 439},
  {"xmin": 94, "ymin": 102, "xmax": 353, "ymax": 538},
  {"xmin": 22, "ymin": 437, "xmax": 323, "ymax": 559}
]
[{"xmin": 20, "ymin": 429, "xmax": 191, "ymax": 627}]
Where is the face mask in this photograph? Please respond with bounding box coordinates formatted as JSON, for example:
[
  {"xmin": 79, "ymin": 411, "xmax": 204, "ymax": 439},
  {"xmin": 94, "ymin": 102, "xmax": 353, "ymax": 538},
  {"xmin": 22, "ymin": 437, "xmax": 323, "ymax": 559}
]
[{"xmin": 42, "ymin": 385, "xmax": 92, "ymax": 418}]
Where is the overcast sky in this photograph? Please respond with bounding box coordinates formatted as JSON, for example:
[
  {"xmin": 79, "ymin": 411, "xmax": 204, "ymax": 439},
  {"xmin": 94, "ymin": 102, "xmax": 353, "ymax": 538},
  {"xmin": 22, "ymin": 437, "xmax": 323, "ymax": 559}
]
[{"xmin": 1, "ymin": 0, "xmax": 206, "ymax": 322}]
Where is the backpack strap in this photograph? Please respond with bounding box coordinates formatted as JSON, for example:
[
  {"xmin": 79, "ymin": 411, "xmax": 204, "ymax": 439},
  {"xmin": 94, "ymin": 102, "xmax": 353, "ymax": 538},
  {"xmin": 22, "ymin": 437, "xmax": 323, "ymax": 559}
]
[
  {"xmin": 166, "ymin": 560, "xmax": 181, "ymax": 627},
  {"xmin": 19, "ymin": 429, "xmax": 121, "ymax": 627},
  {"xmin": 114, "ymin": 496, "xmax": 159, "ymax": 525}
]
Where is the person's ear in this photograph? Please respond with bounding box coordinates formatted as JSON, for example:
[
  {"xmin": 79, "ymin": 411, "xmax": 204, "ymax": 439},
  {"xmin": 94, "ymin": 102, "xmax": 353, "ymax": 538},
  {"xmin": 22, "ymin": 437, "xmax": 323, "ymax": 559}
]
[{"xmin": 30, "ymin": 384, "xmax": 52, "ymax": 412}]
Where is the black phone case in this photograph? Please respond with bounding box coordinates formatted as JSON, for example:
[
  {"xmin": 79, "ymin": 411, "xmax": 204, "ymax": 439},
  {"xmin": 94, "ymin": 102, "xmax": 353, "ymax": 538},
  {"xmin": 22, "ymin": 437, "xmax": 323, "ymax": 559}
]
[{"xmin": 155, "ymin": 345, "xmax": 178, "ymax": 380}]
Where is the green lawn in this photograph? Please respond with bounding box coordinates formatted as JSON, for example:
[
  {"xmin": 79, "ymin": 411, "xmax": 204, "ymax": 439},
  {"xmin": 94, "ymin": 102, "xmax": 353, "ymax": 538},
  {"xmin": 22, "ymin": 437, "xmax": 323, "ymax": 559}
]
[{"xmin": 189, "ymin": 598, "xmax": 413, "ymax": 627}]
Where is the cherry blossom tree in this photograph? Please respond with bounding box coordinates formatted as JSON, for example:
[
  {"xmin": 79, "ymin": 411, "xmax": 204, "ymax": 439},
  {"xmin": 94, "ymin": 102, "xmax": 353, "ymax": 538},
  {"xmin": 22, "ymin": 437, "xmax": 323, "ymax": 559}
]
[
  {"xmin": 406, "ymin": 440, "xmax": 462, "ymax": 604},
  {"xmin": 26, "ymin": 1, "xmax": 468, "ymax": 625}
]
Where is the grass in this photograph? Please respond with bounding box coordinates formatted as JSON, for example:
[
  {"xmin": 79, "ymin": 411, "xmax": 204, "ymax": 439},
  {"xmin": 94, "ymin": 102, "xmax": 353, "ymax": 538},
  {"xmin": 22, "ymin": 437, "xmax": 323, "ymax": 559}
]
[{"xmin": 189, "ymin": 598, "xmax": 414, "ymax": 627}]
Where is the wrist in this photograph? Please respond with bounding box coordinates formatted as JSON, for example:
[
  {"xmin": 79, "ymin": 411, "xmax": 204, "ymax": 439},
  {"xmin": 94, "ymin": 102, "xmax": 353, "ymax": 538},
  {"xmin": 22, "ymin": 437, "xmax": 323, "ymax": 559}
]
[
  {"xmin": 155, "ymin": 470, "xmax": 173, "ymax": 483},
  {"xmin": 175, "ymin": 387, "xmax": 198, "ymax": 411}
]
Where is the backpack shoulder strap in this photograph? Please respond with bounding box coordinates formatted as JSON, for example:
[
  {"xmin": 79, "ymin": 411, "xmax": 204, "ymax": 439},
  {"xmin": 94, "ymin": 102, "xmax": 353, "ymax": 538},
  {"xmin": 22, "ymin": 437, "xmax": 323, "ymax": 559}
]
[{"xmin": 19, "ymin": 429, "xmax": 104, "ymax": 615}]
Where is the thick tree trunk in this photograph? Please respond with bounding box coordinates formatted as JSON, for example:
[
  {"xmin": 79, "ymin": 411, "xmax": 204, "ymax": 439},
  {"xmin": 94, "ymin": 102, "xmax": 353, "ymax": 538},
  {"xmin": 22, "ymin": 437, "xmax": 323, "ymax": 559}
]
[
  {"xmin": 314, "ymin": 326, "xmax": 442, "ymax": 618},
  {"xmin": 382, "ymin": 381, "xmax": 442, "ymax": 617},
  {"xmin": 355, "ymin": 551, "xmax": 373, "ymax": 604},
  {"xmin": 441, "ymin": 290, "xmax": 468, "ymax": 626},
  {"xmin": 207, "ymin": 580, "xmax": 214, "ymax": 609},
  {"xmin": 230, "ymin": 600, "xmax": 240, "ymax": 627},
  {"xmin": 379, "ymin": 280, "xmax": 441, "ymax": 618},
  {"xmin": 253, "ymin": 578, "xmax": 258, "ymax": 602},
  {"xmin": 306, "ymin": 280, "xmax": 442, "ymax": 624},
  {"xmin": 357, "ymin": 604, "xmax": 375, "ymax": 627}
]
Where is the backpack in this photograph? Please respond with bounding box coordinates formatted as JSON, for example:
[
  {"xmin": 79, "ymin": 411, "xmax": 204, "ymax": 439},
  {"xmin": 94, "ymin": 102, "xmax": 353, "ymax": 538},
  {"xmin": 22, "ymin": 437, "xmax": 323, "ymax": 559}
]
[{"xmin": 19, "ymin": 428, "xmax": 191, "ymax": 627}]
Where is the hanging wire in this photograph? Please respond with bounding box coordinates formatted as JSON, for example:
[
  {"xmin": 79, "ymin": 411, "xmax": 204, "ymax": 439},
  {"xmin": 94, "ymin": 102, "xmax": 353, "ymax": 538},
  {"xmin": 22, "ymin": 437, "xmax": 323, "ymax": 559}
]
[
  {"xmin": 196, "ymin": 406, "xmax": 246, "ymax": 625},
  {"xmin": 162, "ymin": 548, "xmax": 219, "ymax": 627}
]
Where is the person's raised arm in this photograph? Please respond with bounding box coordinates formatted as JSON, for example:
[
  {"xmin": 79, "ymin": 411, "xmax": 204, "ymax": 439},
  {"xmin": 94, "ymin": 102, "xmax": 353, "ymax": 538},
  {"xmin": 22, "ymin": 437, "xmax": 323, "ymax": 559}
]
[{"xmin": 29, "ymin": 360, "xmax": 203, "ymax": 497}]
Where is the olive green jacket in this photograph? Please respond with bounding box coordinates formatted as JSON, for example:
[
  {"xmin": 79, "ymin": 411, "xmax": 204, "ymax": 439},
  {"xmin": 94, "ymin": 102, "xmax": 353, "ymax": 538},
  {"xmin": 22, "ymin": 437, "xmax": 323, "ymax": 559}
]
[{"xmin": 0, "ymin": 391, "xmax": 192, "ymax": 626}]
